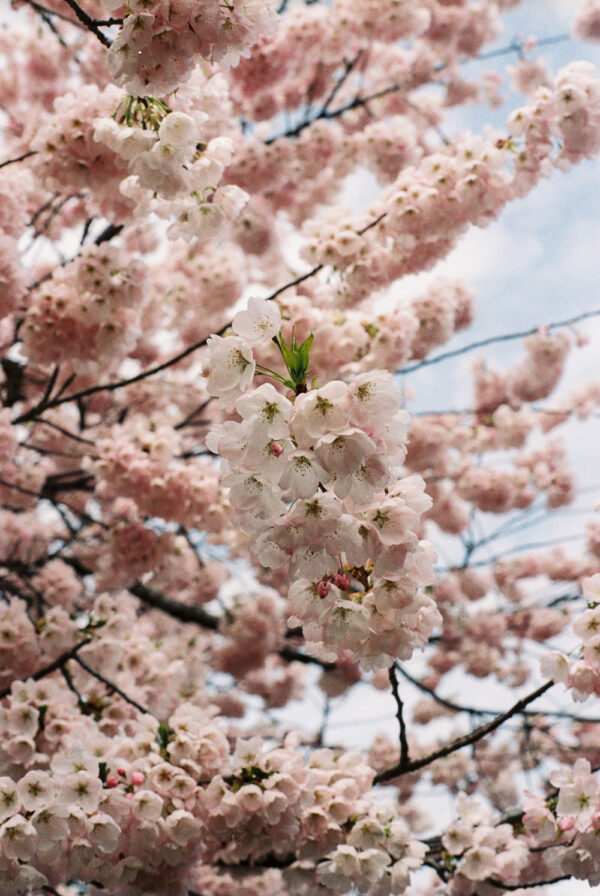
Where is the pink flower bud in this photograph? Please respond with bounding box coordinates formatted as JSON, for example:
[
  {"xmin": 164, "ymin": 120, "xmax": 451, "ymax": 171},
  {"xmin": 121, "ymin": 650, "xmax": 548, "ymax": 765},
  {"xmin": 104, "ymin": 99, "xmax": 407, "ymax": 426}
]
[
  {"xmin": 317, "ymin": 581, "xmax": 330, "ymax": 599},
  {"xmin": 131, "ymin": 771, "xmax": 145, "ymax": 786},
  {"xmin": 106, "ymin": 775, "xmax": 119, "ymax": 788},
  {"xmin": 117, "ymin": 768, "xmax": 127, "ymax": 776},
  {"xmin": 558, "ymin": 815, "xmax": 575, "ymax": 831},
  {"xmin": 333, "ymin": 573, "xmax": 351, "ymax": 591},
  {"xmin": 270, "ymin": 441, "xmax": 284, "ymax": 457}
]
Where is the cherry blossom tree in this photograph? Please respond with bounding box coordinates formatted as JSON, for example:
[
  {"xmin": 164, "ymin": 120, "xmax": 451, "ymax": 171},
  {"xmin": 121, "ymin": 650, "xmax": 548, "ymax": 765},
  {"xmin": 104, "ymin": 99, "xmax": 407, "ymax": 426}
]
[{"xmin": 2, "ymin": 0, "xmax": 600, "ymax": 894}]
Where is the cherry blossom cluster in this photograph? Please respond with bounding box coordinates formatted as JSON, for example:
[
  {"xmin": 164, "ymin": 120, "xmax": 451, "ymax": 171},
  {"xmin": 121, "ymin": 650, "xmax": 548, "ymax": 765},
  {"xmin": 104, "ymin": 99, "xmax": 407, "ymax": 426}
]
[
  {"xmin": 0, "ymin": 692, "xmax": 210, "ymax": 893},
  {"xmin": 90, "ymin": 417, "xmax": 228, "ymax": 530},
  {"xmin": 312, "ymin": 803, "xmax": 426, "ymax": 896},
  {"xmin": 297, "ymin": 63, "xmax": 600, "ymax": 301},
  {"xmin": 104, "ymin": 0, "xmax": 279, "ymax": 97},
  {"xmin": 441, "ymin": 794, "xmax": 529, "ymax": 886},
  {"xmin": 31, "ymin": 84, "xmax": 134, "ymax": 222},
  {"xmin": 95, "ymin": 97, "xmax": 248, "ymax": 242},
  {"xmin": 523, "ymin": 759, "xmax": 600, "ymax": 886},
  {"xmin": 471, "ymin": 329, "xmax": 574, "ymax": 414},
  {"xmin": 541, "ymin": 573, "xmax": 600, "ymax": 700},
  {"xmin": 573, "ymin": 1, "xmax": 600, "ymax": 43},
  {"xmin": 251, "ymin": 279, "xmax": 472, "ymax": 383},
  {"xmin": 205, "ymin": 298, "xmax": 439, "ymax": 668},
  {"xmin": 22, "ymin": 243, "xmax": 148, "ymax": 374},
  {"xmin": 30, "ymin": 79, "xmax": 246, "ymax": 242}
]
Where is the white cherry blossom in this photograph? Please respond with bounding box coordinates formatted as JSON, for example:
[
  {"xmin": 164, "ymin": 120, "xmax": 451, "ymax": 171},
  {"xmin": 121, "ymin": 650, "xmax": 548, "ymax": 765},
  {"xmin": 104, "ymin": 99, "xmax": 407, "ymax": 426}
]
[{"xmin": 232, "ymin": 297, "xmax": 281, "ymax": 345}]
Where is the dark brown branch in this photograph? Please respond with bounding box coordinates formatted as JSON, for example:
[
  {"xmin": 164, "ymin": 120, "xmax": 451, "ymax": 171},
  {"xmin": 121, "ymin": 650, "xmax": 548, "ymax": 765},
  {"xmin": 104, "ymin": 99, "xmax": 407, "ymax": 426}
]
[
  {"xmin": 60, "ymin": 665, "xmax": 88, "ymax": 711},
  {"xmin": 175, "ymin": 397, "xmax": 214, "ymax": 431},
  {"xmin": 266, "ymin": 33, "xmax": 570, "ymax": 144},
  {"xmin": 279, "ymin": 645, "xmax": 336, "ymax": 670},
  {"xmin": 94, "ymin": 223, "xmax": 123, "ymax": 245},
  {"xmin": 60, "ymin": 0, "xmax": 112, "ymax": 45},
  {"xmin": 21, "ymin": 0, "xmax": 85, "ymax": 29},
  {"xmin": 131, "ymin": 580, "xmax": 335, "ymax": 669},
  {"xmin": 396, "ymin": 662, "xmax": 600, "ymax": 723},
  {"xmin": 0, "ymin": 150, "xmax": 37, "ymax": 169},
  {"xmin": 486, "ymin": 875, "xmax": 572, "ymax": 890},
  {"xmin": 390, "ymin": 663, "xmax": 410, "ymax": 768},
  {"xmin": 374, "ymin": 680, "xmax": 553, "ymax": 784},
  {"xmin": 0, "ymin": 639, "xmax": 92, "ymax": 701},
  {"xmin": 129, "ymin": 580, "xmax": 220, "ymax": 630},
  {"xmin": 30, "ymin": 417, "xmax": 96, "ymax": 446},
  {"xmin": 319, "ymin": 50, "xmax": 364, "ymax": 117}
]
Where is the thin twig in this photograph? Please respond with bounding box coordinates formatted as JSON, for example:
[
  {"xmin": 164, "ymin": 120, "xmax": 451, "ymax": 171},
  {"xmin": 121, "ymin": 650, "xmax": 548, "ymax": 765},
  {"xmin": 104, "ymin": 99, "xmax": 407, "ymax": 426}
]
[
  {"xmin": 319, "ymin": 50, "xmax": 364, "ymax": 116},
  {"xmin": 21, "ymin": 0, "xmax": 85, "ymax": 29},
  {"xmin": 399, "ymin": 307, "xmax": 600, "ymax": 375},
  {"xmin": 73, "ymin": 655, "xmax": 152, "ymax": 716}
]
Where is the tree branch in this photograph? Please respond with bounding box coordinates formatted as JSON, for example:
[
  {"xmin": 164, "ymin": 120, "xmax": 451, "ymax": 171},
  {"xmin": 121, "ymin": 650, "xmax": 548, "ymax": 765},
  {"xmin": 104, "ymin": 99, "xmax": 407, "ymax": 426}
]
[
  {"xmin": 0, "ymin": 150, "xmax": 37, "ymax": 170},
  {"xmin": 72, "ymin": 654, "xmax": 153, "ymax": 716},
  {"xmin": 486, "ymin": 875, "xmax": 572, "ymax": 890},
  {"xmin": 399, "ymin": 307, "xmax": 600, "ymax": 375},
  {"xmin": 131, "ymin": 580, "xmax": 335, "ymax": 669},
  {"xmin": 0, "ymin": 639, "xmax": 92, "ymax": 701},
  {"xmin": 373, "ymin": 680, "xmax": 553, "ymax": 783},
  {"xmin": 60, "ymin": 0, "xmax": 112, "ymax": 46},
  {"xmin": 390, "ymin": 662, "xmax": 410, "ymax": 768},
  {"xmin": 129, "ymin": 580, "xmax": 220, "ymax": 630},
  {"xmin": 14, "ymin": 215, "xmax": 385, "ymax": 424}
]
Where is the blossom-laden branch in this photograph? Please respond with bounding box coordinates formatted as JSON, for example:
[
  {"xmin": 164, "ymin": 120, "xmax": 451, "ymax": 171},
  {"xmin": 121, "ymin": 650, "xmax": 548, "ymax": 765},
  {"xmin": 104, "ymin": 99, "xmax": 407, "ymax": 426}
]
[
  {"xmin": 265, "ymin": 33, "xmax": 571, "ymax": 144},
  {"xmin": 0, "ymin": 638, "xmax": 91, "ymax": 701},
  {"xmin": 14, "ymin": 214, "xmax": 385, "ymax": 425}
]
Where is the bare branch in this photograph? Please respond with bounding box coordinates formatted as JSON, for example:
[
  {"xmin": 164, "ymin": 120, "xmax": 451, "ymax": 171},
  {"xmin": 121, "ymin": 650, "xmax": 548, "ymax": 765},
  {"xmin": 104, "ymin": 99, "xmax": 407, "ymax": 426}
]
[
  {"xmin": 390, "ymin": 662, "xmax": 410, "ymax": 768},
  {"xmin": 399, "ymin": 307, "xmax": 600, "ymax": 375},
  {"xmin": 374, "ymin": 680, "xmax": 553, "ymax": 783},
  {"xmin": 60, "ymin": 0, "xmax": 112, "ymax": 46},
  {"xmin": 0, "ymin": 150, "xmax": 37, "ymax": 169},
  {"xmin": 129, "ymin": 580, "xmax": 220, "ymax": 630}
]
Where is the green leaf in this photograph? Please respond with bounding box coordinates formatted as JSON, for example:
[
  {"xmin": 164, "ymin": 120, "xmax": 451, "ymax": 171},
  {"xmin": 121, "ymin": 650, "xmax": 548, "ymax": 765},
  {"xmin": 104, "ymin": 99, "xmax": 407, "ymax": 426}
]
[{"xmin": 273, "ymin": 328, "xmax": 314, "ymax": 387}]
